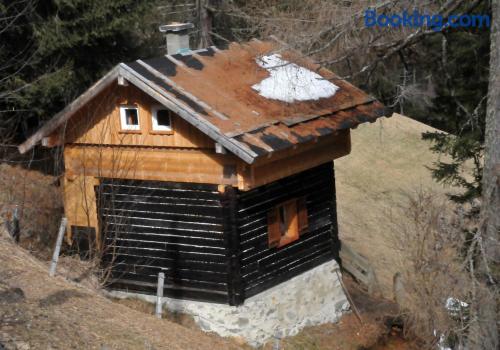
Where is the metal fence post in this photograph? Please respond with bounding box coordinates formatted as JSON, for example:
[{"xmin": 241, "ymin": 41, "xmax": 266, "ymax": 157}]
[
  {"xmin": 156, "ymin": 272, "xmax": 165, "ymax": 319},
  {"xmin": 273, "ymin": 329, "xmax": 281, "ymax": 350},
  {"xmin": 49, "ymin": 217, "xmax": 67, "ymax": 277}
]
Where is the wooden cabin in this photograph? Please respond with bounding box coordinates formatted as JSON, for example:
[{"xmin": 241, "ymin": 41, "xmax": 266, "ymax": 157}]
[{"xmin": 20, "ymin": 31, "xmax": 387, "ymax": 306}]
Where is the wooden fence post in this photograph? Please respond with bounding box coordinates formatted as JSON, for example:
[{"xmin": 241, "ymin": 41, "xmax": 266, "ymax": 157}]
[
  {"xmin": 12, "ymin": 206, "xmax": 20, "ymax": 242},
  {"xmin": 156, "ymin": 272, "xmax": 165, "ymax": 319},
  {"xmin": 6, "ymin": 206, "xmax": 20, "ymax": 242},
  {"xmin": 49, "ymin": 217, "xmax": 67, "ymax": 277}
]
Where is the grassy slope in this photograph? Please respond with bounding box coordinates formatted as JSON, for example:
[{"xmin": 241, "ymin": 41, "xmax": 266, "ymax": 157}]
[
  {"xmin": 335, "ymin": 113, "xmax": 456, "ymax": 297},
  {"xmin": 0, "ymin": 113, "xmax": 457, "ymax": 348},
  {"xmin": 0, "ymin": 231, "xmax": 242, "ymax": 350}
]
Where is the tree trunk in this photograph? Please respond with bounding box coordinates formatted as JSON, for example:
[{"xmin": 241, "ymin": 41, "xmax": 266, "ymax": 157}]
[
  {"xmin": 197, "ymin": 0, "xmax": 213, "ymax": 48},
  {"xmin": 469, "ymin": 1, "xmax": 499, "ymax": 349},
  {"xmin": 483, "ymin": 0, "xmax": 500, "ymax": 268}
]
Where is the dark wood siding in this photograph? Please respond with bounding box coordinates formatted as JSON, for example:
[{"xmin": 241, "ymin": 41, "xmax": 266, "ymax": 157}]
[
  {"xmin": 97, "ymin": 179, "xmax": 229, "ymax": 303},
  {"xmin": 236, "ymin": 162, "xmax": 339, "ymax": 299},
  {"xmin": 96, "ymin": 162, "xmax": 339, "ymax": 305}
]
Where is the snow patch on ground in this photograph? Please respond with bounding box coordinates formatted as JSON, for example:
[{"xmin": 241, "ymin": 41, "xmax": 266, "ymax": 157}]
[
  {"xmin": 252, "ymin": 54, "xmax": 339, "ymax": 103},
  {"xmin": 445, "ymin": 297, "xmax": 468, "ymax": 313},
  {"xmin": 435, "ymin": 298, "xmax": 469, "ymax": 350}
]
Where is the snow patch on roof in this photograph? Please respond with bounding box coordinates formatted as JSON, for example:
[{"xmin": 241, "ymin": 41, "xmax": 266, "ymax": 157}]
[{"xmin": 252, "ymin": 54, "xmax": 339, "ymax": 103}]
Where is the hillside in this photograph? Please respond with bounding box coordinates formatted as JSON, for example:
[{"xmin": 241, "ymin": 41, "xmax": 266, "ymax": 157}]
[
  {"xmin": 336, "ymin": 113, "xmax": 455, "ymax": 297},
  {"xmin": 0, "ymin": 113, "xmax": 453, "ymax": 349},
  {"xmin": 0, "ymin": 230, "xmax": 242, "ymax": 350}
]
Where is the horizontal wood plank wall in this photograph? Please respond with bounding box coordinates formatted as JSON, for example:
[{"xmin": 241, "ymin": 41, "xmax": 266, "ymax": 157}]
[
  {"xmin": 235, "ymin": 162, "xmax": 338, "ymax": 299},
  {"xmin": 60, "ymin": 82, "xmax": 215, "ymax": 149},
  {"xmin": 64, "ymin": 145, "xmax": 239, "ymax": 186},
  {"xmin": 97, "ymin": 178, "xmax": 229, "ymax": 303}
]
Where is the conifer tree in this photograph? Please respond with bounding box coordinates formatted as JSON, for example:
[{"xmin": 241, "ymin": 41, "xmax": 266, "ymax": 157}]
[{"xmin": 0, "ymin": 0, "xmax": 158, "ymax": 141}]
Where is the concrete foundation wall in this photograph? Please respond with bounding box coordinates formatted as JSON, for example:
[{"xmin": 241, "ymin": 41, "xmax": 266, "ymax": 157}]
[{"xmin": 110, "ymin": 259, "xmax": 349, "ymax": 347}]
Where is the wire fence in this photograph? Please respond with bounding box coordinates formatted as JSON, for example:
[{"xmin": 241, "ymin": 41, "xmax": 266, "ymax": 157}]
[{"xmin": 0, "ymin": 144, "xmax": 63, "ymax": 175}]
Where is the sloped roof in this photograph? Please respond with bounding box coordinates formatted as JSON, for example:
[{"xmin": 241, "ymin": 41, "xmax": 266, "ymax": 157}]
[{"xmin": 19, "ymin": 40, "xmax": 389, "ymax": 163}]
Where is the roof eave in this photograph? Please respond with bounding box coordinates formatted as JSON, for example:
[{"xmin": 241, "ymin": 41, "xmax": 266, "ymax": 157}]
[
  {"xmin": 18, "ymin": 64, "xmax": 258, "ymax": 164},
  {"xmin": 118, "ymin": 64, "xmax": 258, "ymax": 164},
  {"xmin": 18, "ymin": 66, "xmax": 122, "ymax": 154}
]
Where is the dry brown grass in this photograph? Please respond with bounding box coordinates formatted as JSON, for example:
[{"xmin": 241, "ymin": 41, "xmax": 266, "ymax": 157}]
[
  {"xmin": 0, "ymin": 113, "xmax": 472, "ymax": 349},
  {"xmin": 336, "ymin": 114, "xmax": 477, "ymax": 348},
  {"xmin": 0, "ymin": 163, "xmax": 63, "ymax": 259},
  {"xmin": 261, "ymin": 276, "xmax": 419, "ymax": 350},
  {"xmin": 335, "ymin": 113, "xmax": 463, "ymax": 298},
  {"xmin": 0, "ymin": 230, "xmax": 243, "ymax": 350},
  {"xmin": 113, "ymin": 298, "xmax": 202, "ymax": 331},
  {"xmin": 388, "ymin": 191, "xmax": 472, "ymax": 349}
]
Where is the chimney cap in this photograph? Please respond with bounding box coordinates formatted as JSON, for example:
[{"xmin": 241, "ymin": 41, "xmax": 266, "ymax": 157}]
[{"xmin": 159, "ymin": 22, "xmax": 194, "ymax": 33}]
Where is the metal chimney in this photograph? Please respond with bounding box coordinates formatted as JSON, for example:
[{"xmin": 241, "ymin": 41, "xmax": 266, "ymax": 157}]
[{"xmin": 159, "ymin": 22, "xmax": 194, "ymax": 55}]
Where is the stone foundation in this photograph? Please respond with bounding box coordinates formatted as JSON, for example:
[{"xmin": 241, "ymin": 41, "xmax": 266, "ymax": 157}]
[{"xmin": 110, "ymin": 259, "xmax": 349, "ymax": 347}]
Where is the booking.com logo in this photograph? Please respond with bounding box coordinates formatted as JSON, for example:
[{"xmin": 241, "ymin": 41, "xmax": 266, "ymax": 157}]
[{"xmin": 365, "ymin": 9, "xmax": 490, "ymax": 31}]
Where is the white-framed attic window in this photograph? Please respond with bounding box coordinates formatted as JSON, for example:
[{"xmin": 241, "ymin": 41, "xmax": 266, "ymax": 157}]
[
  {"xmin": 119, "ymin": 105, "xmax": 140, "ymax": 131},
  {"xmin": 151, "ymin": 105, "xmax": 172, "ymax": 132}
]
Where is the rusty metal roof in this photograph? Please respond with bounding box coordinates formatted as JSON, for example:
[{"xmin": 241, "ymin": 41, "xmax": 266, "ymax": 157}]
[
  {"xmin": 123, "ymin": 40, "xmax": 388, "ymax": 159},
  {"xmin": 19, "ymin": 40, "xmax": 389, "ymax": 163}
]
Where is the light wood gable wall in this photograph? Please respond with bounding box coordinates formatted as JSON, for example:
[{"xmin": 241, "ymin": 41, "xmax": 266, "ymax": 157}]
[
  {"xmin": 56, "ymin": 82, "xmax": 351, "ymax": 238},
  {"xmin": 63, "ymin": 82, "xmax": 215, "ymax": 148},
  {"xmin": 60, "ymin": 82, "xmax": 239, "ymax": 185}
]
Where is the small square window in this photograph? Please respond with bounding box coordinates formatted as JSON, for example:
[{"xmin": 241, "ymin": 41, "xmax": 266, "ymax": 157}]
[
  {"xmin": 119, "ymin": 105, "xmax": 140, "ymax": 130},
  {"xmin": 152, "ymin": 106, "xmax": 172, "ymax": 132},
  {"xmin": 268, "ymin": 197, "xmax": 308, "ymax": 248}
]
